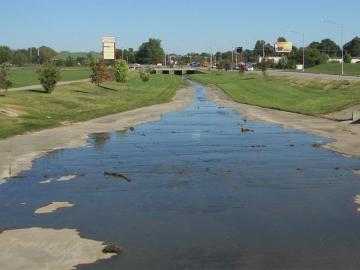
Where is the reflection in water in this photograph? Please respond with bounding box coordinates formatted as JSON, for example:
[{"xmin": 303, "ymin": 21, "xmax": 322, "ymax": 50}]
[
  {"xmin": 1, "ymin": 81, "xmax": 360, "ymax": 270},
  {"xmin": 91, "ymin": 132, "xmax": 111, "ymax": 149}
]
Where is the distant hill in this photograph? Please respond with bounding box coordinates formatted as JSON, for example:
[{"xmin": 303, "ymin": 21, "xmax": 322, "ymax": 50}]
[{"xmin": 55, "ymin": 51, "xmax": 100, "ymax": 60}]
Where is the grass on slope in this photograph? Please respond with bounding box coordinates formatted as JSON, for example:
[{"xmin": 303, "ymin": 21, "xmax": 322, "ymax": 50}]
[
  {"xmin": 0, "ymin": 73, "xmax": 185, "ymax": 139},
  {"xmin": 10, "ymin": 66, "xmax": 91, "ymax": 88},
  {"xmin": 305, "ymin": 63, "xmax": 360, "ymax": 76},
  {"xmin": 190, "ymin": 71, "xmax": 360, "ymax": 116}
]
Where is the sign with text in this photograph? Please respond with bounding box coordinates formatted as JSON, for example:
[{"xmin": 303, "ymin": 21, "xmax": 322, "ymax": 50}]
[
  {"xmin": 102, "ymin": 36, "xmax": 116, "ymax": 60},
  {"xmin": 274, "ymin": 42, "xmax": 293, "ymax": 53}
]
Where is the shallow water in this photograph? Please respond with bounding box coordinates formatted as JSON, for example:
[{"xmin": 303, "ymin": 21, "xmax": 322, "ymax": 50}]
[{"xmin": 1, "ymin": 81, "xmax": 360, "ymax": 269}]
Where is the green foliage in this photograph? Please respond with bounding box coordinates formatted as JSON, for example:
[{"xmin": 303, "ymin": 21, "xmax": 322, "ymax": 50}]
[
  {"xmin": 344, "ymin": 53, "xmax": 352, "ymax": 64},
  {"xmin": 303, "ymin": 48, "xmax": 329, "ymax": 68},
  {"xmin": 261, "ymin": 58, "xmax": 269, "ymax": 76},
  {"xmin": 309, "ymin": 39, "xmax": 341, "ymax": 57},
  {"xmin": 139, "ymin": 69, "xmax": 150, "ymax": 82},
  {"xmin": 114, "ymin": 60, "xmax": 129, "ymax": 83},
  {"xmin": 0, "ymin": 46, "xmax": 12, "ymax": 64},
  {"xmin": 277, "ymin": 37, "xmax": 287, "ymax": 42},
  {"xmin": 344, "ymin": 36, "xmax": 360, "ymax": 57},
  {"xmin": 136, "ymin": 38, "xmax": 164, "ymax": 64},
  {"xmin": 0, "ymin": 63, "xmax": 13, "ymax": 94},
  {"xmin": 65, "ymin": 56, "xmax": 76, "ymax": 67},
  {"xmin": 12, "ymin": 51, "xmax": 28, "ymax": 66},
  {"xmin": 90, "ymin": 62, "xmax": 109, "ymax": 86},
  {"xmin": 38, "ymin": 46, "xmax": 57, "ymax": 64},
  {"xmin": 36, "ymin": 61, "xmax": 61, "ymax": 93}
]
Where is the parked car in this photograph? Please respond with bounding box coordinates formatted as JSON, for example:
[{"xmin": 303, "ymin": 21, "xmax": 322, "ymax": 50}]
[
  {"xmin": 190, "ymin": 62, "xmax": 200, "ymax": 67},
  {"xmin": 245, "ymin": 64, "xmax": 254, "ymax": 71}
]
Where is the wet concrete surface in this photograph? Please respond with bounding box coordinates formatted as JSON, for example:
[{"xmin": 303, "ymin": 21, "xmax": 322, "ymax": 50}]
[{"xmin": 1, "ymin": 81, "xmax": 360, "ymax": 269}]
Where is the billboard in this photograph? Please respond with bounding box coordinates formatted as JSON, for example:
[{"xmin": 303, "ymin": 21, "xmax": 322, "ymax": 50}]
[
  {"xmin": 274, "ymin": 42, "xmax": 293, "ymax": 53},
  {"xmin": 102, "ymin": 36, "xmax": 116, "ymax": 60}
]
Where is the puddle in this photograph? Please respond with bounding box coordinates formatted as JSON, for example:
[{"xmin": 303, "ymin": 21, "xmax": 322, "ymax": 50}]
[{"xmin": 1, "ymin": 81, "xmax": 360, "ymax": 269}]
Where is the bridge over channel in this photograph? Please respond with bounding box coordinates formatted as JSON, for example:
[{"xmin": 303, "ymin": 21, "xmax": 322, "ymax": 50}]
[{"xmin": 153, "ymin": 67, "xmax": 204, "ymax": 75}]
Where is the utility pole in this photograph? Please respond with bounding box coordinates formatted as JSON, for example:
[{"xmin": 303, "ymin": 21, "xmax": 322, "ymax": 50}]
[
  {"xmin": 231, "ymin": 48, "xmax": 234, "ymax": 69},
  {"xmin": 341, "ymin": 24, "xmax": 344, "ymax": 76},
  {"xmin": 302, "ymin": 33, "xmax": 305, "ymax": 72},
  {"xmin": 262, "ymin": 41, "xmax": 265, "ymax": 59}
]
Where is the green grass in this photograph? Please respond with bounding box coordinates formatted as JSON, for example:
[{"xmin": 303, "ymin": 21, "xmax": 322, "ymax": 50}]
[
  {"xmin": 305, "ymin": 63, "xmax": 360, "ymax": 76},
  {"xmin": 0, "ymin": 73, "xmax": 185, "ymax": 139},
  {"xmin": 10, "ymin": 66, "xmax": 91, "ymax": 88},
  {"xmin": 55, "ymin": 51, "xmax": 100, "ymax": 61},
  {"xmin": 190, "ymin": 71, "xmax": 360, "ymax": 116}
]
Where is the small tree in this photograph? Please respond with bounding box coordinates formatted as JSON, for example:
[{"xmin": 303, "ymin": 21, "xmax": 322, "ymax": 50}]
[
  {"xmin": 344, "ymin": 53, "xmax": 352, "ymax": 64},
  {"xmin": 37, "ymin": 61, "xmax": 61, "ymax": 93},
  {"xmin": 90, "ymin": 61, "xmax": 108, "ymax": 86},
  {"xmin": 261, "ymin": 58, "xmax": 269, "ymax": 77},
  {"xmin": 114, "ymin": 60, "xmax": 129, "ymax": 83},
  {"xmin": 139, "ymin": 69, "xmax": 150, "ymax": 82},
  {"xmin": 0, "ymin": 63, "xmax": 13, "ymax": 94}
]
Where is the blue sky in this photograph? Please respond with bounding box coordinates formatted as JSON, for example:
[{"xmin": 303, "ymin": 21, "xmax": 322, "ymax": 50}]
[{"xmin": 1, "ymin": 0, "xmax": 359, "ymax": 54}]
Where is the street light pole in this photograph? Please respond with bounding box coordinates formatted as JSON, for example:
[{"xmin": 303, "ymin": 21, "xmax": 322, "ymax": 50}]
[
  {"xmin": 291, "ymin": 30, "xmax": 305, "ymax": 72},
  {"xmin": 322, "ymin": 19, "xmax": 344, "ymax": 75}
]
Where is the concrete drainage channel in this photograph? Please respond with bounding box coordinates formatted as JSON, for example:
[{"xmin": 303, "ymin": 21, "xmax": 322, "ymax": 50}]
[{"xmin": 1, "ymin": 81, "xmax": 360, "ymax": 269}]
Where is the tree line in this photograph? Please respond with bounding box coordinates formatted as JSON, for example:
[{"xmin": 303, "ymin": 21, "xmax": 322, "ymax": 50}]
[{"xmin": 1, "ymin": 36, "xmax": 360, "ymax": 69}]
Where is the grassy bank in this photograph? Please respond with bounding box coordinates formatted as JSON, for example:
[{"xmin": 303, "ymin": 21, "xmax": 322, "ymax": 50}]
[
  {"xmin": 305, "ymin": 63, "xmax": 360, "ymax": 76},
  {"xmin": 10, "ymin": 66, "xmax": 91, "ymax": 88},
  {"xmin": 0, "ymin": 73, "xmax": 185, "ymax": 139},
  {"xmin": 190, "ymin": 71, "xmax": 360, "ymax": 116}
]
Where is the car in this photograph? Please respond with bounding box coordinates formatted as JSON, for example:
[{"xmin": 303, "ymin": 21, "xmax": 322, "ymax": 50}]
[
  {"xmin": 190, "ymin": 62, "xmax": 200, "ymax": 67},
  {"xmin": 245, "ymin": 65, "xmax": 254, "ymax": 71},
  {"xmin": 156, "ymin": 63, "xmax": 163, "ymax": 67}
]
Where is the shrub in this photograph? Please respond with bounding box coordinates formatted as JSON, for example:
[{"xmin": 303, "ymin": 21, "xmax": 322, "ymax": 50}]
[
  {"xmin": 139, "ymin": 69, "xmax": 150, "ymax": 82},
  {"xmin": 261, "ymin": 58, "xmax": 269, "ymax": 77},
  {"xmin": 0, "ymin": 63, "xmax": 13, "ymax": 94},
  {"xmin": 114, "ymin": 60, "xmax": 129, "ymax": 83},
  {"xmin": 90, "ymin": 61, "xmax": 109, "ymax": 86},
  {"xmin": 344, "ymin": 54, "xmax": 352, "ymax": 64},
  {"xmin": 36, "ymin": 61, "xmax": 60, "ymax": 93}
]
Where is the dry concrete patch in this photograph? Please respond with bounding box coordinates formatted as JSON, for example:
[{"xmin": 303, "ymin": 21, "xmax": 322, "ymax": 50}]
[
  {"xmin": 39, "ymin": 178, "xmax": 54, "ymax": 184},
  {"xmin": 0, "ymin": 227, "xmax": 114, "ymax": 270},
  {"xmin": 34, "ymin": 202, "xmax": 74, "ymax": 214},
  {"xmin": 354, "ymin": 195, "xmax": 360, "ymax": 212},
  {"xmin": 204, "ymin": 85, "xmax": 360, "ymax": 159},
  {"xmin": 0, "ymin": 85, "xmax": 194, "ymax": 184},
  {"xmin": 58, "ymin": 175, "xmax": 78, "ymax": 182},
  {"xmin": 324, "ymin": 105, "xmax": 360, "ymax": 121}
]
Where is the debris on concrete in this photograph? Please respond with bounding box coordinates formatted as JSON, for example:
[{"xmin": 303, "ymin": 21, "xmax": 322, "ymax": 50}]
[
  {"xmin": 104, "ymin": 171, "xmax": 132, "ymax": 182},
  {"xmin": 102, "ymin": 244, "xmax": 123, "ymax": 255},
  {"xmin": 312, "ymin": 143, "xmax": 324, "ymax": 148},
  {"xmin": 241, "ymin": 127, "xmax": 253, "ymax": 133}
]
